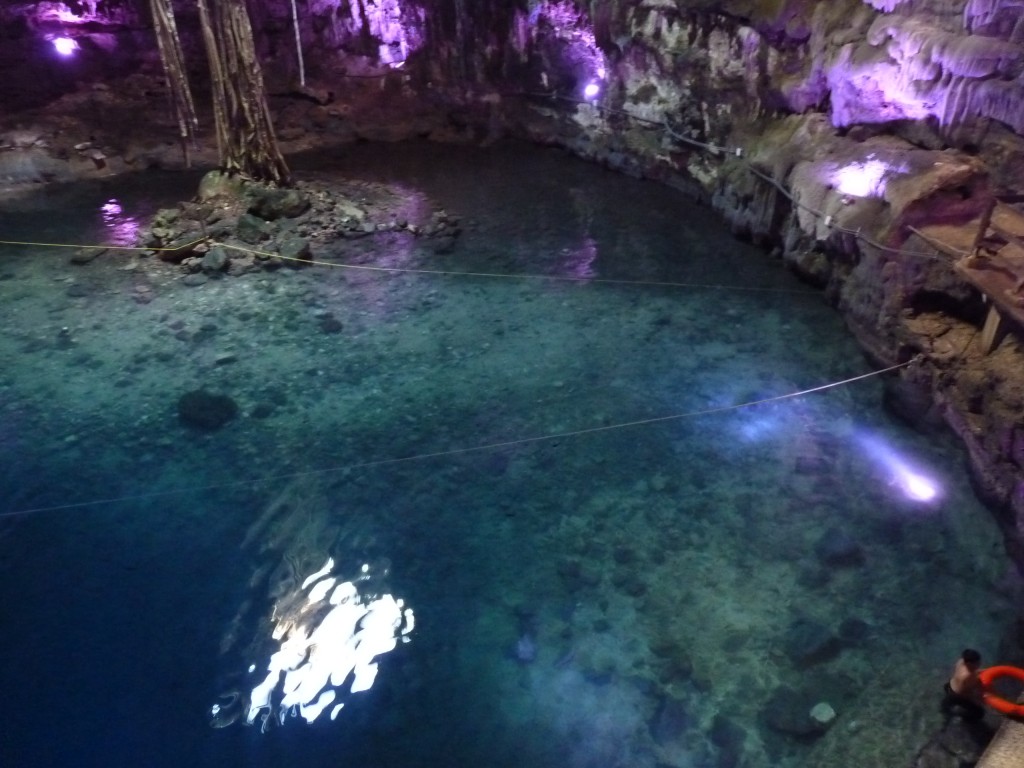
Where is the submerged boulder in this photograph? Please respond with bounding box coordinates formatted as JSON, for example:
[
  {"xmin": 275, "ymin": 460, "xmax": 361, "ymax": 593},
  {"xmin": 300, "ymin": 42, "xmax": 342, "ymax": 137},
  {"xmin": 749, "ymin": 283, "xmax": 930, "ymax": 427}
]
[
  {"xmin": 815, "ymin": 527, "xmax": 865, "ymax": 567},
  {"xmin": 784, "ymin": 618, "xmax": 841, "ymax": 667},
  {"xmin": 763, "ymin": 686, "xmax": 827, "ymax": 739},
  {"xmin": 178, "ymin": 389, "xmax": 239, "ymax": 430}
]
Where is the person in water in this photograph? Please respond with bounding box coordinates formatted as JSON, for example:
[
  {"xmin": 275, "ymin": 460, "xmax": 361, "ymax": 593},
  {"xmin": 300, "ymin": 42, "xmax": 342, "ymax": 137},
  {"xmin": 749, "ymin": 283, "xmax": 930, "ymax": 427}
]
[{"xmin": 941, "ymin": 648, "xmax": 985, "ymax": 722}]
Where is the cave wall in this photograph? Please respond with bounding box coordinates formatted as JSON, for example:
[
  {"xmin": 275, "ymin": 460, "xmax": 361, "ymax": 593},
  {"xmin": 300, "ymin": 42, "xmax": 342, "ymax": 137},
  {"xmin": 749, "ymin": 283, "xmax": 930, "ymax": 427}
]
[{"xmin": 4, "ymin": 0, "xmax": 1024, "ymax": 567}]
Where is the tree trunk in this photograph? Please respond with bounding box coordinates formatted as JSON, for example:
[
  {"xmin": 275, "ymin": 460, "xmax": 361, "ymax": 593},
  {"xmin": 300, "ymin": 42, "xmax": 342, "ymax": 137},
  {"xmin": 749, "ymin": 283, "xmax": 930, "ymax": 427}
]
[
  {"xmin": 196, "ymin": 0, "xmax": 291, "ymax": 186},
  {"xmin": 148, "ymin": 0, "xmax": 198, "ymax": 166}
]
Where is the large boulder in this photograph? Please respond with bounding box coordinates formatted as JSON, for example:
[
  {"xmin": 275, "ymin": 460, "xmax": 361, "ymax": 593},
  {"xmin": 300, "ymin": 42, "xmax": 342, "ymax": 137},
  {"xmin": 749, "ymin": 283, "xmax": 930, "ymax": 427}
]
[
  {"xmin": 815, "ymin": 527, "xmax": 865, "ymax": 567},
  {"xmin": 762, "ymin": 686, "xmax": 827, "ymax": 740},
  {"xmin": 649, "ymin": 695, "xmax": 693, "ymax": 746},
  {"xmin": 783, "ymin": 617, "xmax": 841, "ymax": 667},
  {"xmin": 246, "ymin": 186, "xmax": 310, "ymax": 220},
  {"xmin": 178, "ymin": 390, "xmax": 239, "ymax": 430}
]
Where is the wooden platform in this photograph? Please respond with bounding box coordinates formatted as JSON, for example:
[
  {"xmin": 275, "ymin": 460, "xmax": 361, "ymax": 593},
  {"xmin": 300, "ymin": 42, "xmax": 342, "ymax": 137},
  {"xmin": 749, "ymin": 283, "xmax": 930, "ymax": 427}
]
[
  {"xmin": 979, "ymin": 715, "xmax": 1024, "ymax": 768},
  {"xmin": 913, "ymin": 201, "xmax": 1024, "ymax": 353}
]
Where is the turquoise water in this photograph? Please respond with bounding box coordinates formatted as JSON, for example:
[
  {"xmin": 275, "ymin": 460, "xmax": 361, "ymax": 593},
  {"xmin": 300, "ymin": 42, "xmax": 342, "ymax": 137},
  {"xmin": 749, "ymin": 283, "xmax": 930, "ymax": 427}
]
[{"xmin": 0, "ymin": 141, "xmax": 1012, "ymax": 768}]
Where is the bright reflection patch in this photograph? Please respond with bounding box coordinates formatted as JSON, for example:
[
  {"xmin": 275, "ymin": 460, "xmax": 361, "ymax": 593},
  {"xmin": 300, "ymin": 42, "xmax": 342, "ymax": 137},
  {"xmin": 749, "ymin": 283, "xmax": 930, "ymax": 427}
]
[
  {"xmin": 831, "ymin": 155, "xmax": 908, "ymax": 198},
  {"xmin": 834, "ymin": 159, "xmax": 888, "ymax": 197},
  {"xmin": 53, "ymin": 37, "xmax": 78, "ymax": 56},
  {"xmin": 210, "ymin": 557, "xmax": 414, "ymax": 732},
  {"xmin": 856, "ymin": 432, "xmax": 941, "ymax": 503},
  {"xmin": 100, "ymin": 199, "xmax": 140, "ymax": 247}
]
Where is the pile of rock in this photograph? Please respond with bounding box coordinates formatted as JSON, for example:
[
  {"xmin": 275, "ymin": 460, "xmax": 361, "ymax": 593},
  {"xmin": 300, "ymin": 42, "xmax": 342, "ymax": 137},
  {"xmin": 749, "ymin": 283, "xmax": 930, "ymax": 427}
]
[{"xmin": 133, "ymin": 170, "xmax": 462, "ymax": 279}]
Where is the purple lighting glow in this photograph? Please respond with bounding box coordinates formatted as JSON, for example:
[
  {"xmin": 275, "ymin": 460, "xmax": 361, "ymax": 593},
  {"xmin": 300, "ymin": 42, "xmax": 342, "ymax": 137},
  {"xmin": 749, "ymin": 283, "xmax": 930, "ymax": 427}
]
[
  {"xmin": 856, "ymin": 432, "xmax": 941, "ymax": 504},
  {"xmin": 519, "ymin": 1, "xmax": 608, "ymax": 101},
  {"xmin": 100, "ymin": 199, "xmax": 140, "ymax": 247},
  {"xmin": 53, "ymin": 37, "xmax": 78, "ymax": 56}
]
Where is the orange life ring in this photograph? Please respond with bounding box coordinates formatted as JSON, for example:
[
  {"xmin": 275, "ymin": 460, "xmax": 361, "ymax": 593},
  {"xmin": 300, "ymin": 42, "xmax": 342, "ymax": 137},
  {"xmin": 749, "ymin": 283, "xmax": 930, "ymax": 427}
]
[{"xmin": 978, "ymin": 665, "xmax": 1024, "ymax": 717}]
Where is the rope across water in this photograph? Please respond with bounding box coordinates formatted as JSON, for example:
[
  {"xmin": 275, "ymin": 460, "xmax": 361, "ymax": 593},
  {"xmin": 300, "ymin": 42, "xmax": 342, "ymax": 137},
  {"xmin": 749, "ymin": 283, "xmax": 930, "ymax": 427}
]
[{"xmin": 0, "ymin": 359, "xmax": 912, "ymax": 519}]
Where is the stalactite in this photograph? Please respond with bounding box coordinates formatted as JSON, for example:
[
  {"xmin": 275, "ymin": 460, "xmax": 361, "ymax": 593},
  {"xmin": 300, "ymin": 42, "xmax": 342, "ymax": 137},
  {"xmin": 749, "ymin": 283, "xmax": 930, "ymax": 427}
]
[{"xmin": 965, "ymin": 0, "xmax": 1008, "ymax": 32}]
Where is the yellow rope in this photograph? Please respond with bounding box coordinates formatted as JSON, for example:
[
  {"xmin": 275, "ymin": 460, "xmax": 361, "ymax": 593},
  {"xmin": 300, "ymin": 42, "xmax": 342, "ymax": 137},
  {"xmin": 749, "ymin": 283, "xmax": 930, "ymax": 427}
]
[
  {"xmin": 0, "ymin": 235, "xmax": 818, "ymax": 294},
  {"xmin": 0, "ymin": 237, "xmax": 207, "ymax": 252}
]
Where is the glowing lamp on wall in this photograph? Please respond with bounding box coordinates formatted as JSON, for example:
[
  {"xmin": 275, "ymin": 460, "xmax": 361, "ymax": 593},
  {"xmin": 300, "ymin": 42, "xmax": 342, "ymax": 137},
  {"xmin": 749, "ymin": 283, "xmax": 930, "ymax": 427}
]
[
  {"xmin": 833, "ymin": 159, "xmax": 887, "ymax": 197},
  {"xmin": 831, "ymin": 155, "xmax": 906, "ymax": 198},
  {"xmin": 53, "ymin": 37, "xmax": 78, "ymax": 56},
  {"xmin": 583, "ymin": 81, "xmax": 601, "ymax": 100}
]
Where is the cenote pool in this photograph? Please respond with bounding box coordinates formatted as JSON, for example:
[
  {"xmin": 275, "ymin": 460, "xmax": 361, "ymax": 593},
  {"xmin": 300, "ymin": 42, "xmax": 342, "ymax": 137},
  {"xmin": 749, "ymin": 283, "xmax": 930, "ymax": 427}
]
[{"xmin": 0, "ymin": 140, "xmax": 1012, "ymax": 768}]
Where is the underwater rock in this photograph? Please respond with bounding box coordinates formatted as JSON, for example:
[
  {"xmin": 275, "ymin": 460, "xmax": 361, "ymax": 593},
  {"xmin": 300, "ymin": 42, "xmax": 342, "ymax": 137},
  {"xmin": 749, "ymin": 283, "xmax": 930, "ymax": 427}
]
[
  {"xmin": 838, "ymin": 616, "xmax": 871, "ymax": 644},
  {"xmin": 431, "ymin": 235, "xmax": 458, "ymax": 255},
  {"xmin": 762, "ymin": 685, "xmax": 827, "ymax": 739},
  {"xmin": 815, "ymin": 527, "xmax": 865, "ymax": 567},
  {"xmin": 250, "ymin": 401, "xmax": 275, "ymax": 419},
  {"xmin": 911, "ymin": 715, "xmax": 994, "ymax": 768},
  {"xmin": 318, "ymin": 315, "xmax": 343, "ymax": 334},
  {"xmin": 178, "ymin": 389, "xmax": 239, "ymax": 430},
  {"xmin": 783, "ymin": 618, "xmax": 841, "ymax": 667},
  {"xmin": 710, "ymin": 713, "xmax": 747, "ymax": 768},
  {"xmin": 70, "ymin": 247, "xmax": 105, "ymax": 264},
  {"xmin": 650, "ymin": 695, "xmax": 693, "ymax": 746},
  {"xmin": 181, "ymin": 273, "xmax": 207, "ymax": 287},
  {"xmin": 650, "ymin": 643, "xmax": 694, "ymax": 687},
  {"xmin": 556, "ymin": 558, "xmax": 601, "ymax": 591},
  {"xmin": 612, "ymin": 569, "xmax": 647, "ymax": 597}
]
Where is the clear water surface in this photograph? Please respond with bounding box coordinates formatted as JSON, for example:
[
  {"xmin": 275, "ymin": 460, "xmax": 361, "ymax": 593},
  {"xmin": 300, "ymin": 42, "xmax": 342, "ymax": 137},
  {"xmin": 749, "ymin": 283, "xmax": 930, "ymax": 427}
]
[{"xmin": 0, "ymin": 141, "xmax": 1012, "ymax": 768}]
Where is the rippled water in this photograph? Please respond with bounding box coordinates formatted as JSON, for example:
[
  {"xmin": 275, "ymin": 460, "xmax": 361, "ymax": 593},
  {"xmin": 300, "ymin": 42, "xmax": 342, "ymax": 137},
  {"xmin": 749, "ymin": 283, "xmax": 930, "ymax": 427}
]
[{"xmin": 0, "ymin": 141, "xmax": 1012, "ymax": 768}]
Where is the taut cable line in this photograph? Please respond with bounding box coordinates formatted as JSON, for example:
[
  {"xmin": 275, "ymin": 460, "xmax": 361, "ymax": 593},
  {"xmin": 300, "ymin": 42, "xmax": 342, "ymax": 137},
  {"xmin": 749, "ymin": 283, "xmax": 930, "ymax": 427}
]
[{"xmin": 0, "ymin": 359, "xmax": 912, "ymax": 519}]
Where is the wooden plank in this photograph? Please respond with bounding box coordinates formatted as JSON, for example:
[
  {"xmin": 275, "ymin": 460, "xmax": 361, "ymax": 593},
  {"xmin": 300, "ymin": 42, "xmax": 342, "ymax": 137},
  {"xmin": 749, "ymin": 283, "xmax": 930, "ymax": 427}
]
[
  {"xmin": 990, "ymin": 220, "xmax": 1024, "ymax": 255},
  {"xmin": 981, "ymin": 305, "xmax": 1008, "ymax": 354},
  {"xmin": 991, "ymin": 202, "xmax": 1024, "ymax": 239},
  {"xmin": 973, "ymin": 198, "xmax": 997, "ymax": 256}
]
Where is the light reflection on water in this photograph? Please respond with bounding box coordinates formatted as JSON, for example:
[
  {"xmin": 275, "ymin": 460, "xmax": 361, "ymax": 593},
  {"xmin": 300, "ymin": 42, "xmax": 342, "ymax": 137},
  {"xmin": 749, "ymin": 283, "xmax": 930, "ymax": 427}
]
[
  {"xmin": 99, "ymin": 197, "xmax": 140, "ymax": 247},
  {"xmin": 211, "ymin": 557, "xmax": 414, "ymax": 732}
]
